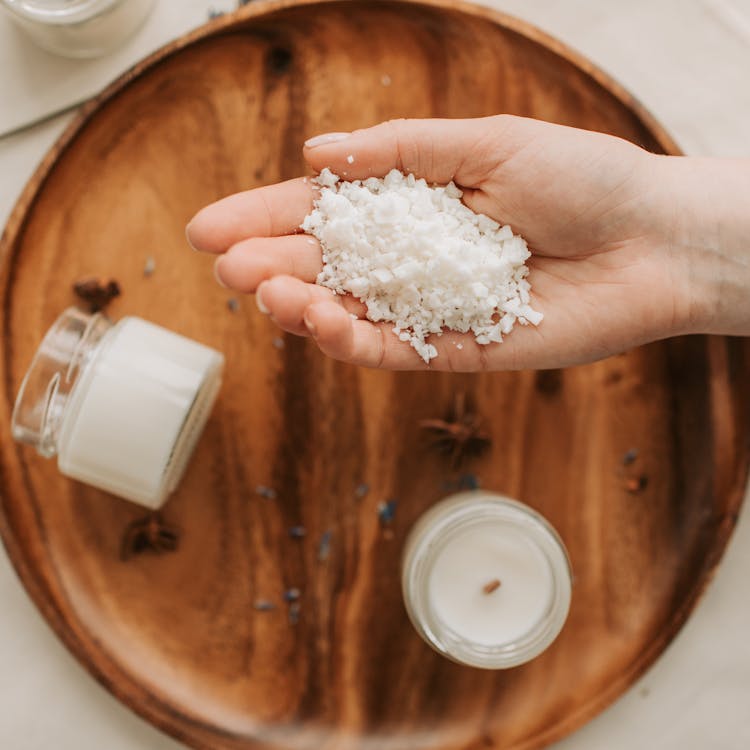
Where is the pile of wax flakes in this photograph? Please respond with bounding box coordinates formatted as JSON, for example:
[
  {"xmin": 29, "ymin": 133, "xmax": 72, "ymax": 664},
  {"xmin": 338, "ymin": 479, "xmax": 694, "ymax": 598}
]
[{"xmin": 302, "ymin": 168, "xmax": 542, "ymax": 363}]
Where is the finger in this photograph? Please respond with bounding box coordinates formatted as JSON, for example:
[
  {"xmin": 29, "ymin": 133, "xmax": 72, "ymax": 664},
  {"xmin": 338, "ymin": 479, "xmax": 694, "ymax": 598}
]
[
  {"xmin": 257, "ymin": 275, "xmax": 364, "ymax": 337},
  {"xmin": 304, "ymin": 301, "xmax": 505, "ymax": 371},
  {"xmin": 186, "ymin": 178, "xmax": 314, "ymax": 254},
  {"xmin": 302, "ymin": 302, "xmax": 425, "ymax": 370},
  {"xmin": 303, "ymin": 116, "xmax": 515, "ymax": 186},
  {"xmin": 214, "ymin": 235, "xmax": 322, "ymax": 293}
]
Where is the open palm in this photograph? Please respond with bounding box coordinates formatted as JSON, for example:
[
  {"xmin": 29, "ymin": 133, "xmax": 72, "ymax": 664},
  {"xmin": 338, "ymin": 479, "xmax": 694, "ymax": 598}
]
[{"xmin": 187, "ymin": 116, "xmax": 695, "ymax": 370}]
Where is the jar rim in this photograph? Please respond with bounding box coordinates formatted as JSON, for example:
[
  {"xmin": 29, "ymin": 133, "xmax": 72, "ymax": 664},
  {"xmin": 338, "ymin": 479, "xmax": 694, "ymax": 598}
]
[
  {"xmin": 401, "ymin": 492, "xmax": 573, "ymax": 669},
  {"xmin": 11, "ymin": 307, "xmax": 111, "ymax": 458},
  {"xmin": 0, "ymin": 0, "xmax": 121, "ymax": 24}
]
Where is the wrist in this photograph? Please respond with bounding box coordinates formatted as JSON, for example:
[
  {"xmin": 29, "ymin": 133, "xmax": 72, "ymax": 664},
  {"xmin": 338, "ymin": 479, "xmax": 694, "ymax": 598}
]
[{"xmin": 652, "ymin": 155, "xmax": 750, "ymax": 336}]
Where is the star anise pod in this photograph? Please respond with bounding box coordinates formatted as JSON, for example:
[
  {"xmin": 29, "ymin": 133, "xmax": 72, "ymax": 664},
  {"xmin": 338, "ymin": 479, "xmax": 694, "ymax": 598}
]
[
  {"xmin": 73, "ymin": 277, "xmax": 121, "ymax": 313},
  {"xmin": 120, "ymin": 512, "xmax": 180, "ymax": 561},
  {"xmin": 419, "ymin": 392, "xmax": 491, "ymax": 468}
]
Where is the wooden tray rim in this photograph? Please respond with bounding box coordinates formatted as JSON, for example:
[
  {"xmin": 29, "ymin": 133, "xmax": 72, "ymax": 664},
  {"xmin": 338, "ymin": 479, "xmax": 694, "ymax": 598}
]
[{"xmin": 2, "ymin": 2, "xmax": 739, "ymax": 750}]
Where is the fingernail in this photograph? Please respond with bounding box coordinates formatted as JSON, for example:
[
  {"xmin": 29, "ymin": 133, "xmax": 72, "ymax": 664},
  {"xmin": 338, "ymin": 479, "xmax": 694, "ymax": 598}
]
[
  {"xmin": 303, "ymin": 309, "xmax": 317, "ymax": 336},
  {"xmin": 256, "ymin": 283, "xmax": 270, "ymax": 314},
  {"xmin": 213, "ymin": 257, "xmax": 228, "ymax": 288},
  {"xmin": 304, "ymin": 132, "xmax": 350, "ymax": 148},
  {"xmin": 185, "ymin": 221, "xmax": 198, "ymax": 251}
]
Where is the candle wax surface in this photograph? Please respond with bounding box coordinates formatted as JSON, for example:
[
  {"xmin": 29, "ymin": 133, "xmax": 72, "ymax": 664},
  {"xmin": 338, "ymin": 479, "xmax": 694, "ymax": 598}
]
[
  {"xmin": 428, "ymin": 522, "xmax": 554, "ymax": 647},
  {"xmin": 57, "ymin": 317, "xmax": 222, "ymax": 508}
]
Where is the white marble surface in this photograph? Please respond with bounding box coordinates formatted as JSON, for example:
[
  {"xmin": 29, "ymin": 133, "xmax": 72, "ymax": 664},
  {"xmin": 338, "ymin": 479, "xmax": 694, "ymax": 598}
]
[{"xmin": 1, "ymin": 0, "xmax": 750, "ymax": 748}]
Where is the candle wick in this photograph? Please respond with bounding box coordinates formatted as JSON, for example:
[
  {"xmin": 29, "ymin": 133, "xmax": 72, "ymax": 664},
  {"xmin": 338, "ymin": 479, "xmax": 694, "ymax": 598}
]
[{"xmin": 482, "ymin": 578, "xmax": 502, "ymax": 595}]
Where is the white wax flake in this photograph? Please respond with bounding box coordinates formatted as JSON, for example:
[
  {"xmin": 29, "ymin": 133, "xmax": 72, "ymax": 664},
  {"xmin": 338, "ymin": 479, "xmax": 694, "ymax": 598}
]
[
  {"xmin": 316, "ymin": 169, "xmax": 339, "ymax": 188},
  {"xmin": 301, "ymin": 168, "xmax": 542, "ymax": 363},
  {"xmin": 347, "ymin": 154, "xmax": 355, "ymax": 164}
]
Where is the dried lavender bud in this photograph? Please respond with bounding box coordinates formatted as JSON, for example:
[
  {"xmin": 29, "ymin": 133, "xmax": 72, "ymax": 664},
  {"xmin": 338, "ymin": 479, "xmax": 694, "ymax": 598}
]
[
  {"xmin": 317, "ymin": 530, "xmax": 332, "ymax": 561},
  {"xmin": 253, "ymin": 599, "xmax": 276, "ymax": 612},
  {"xmin": 288, "ymin": 525, "xmax": 307, "ymax": 539},
  {"xmin": 377, "ymin": 499, "xmax": 397, "ymax": 525},
  {"xmin": 622, "ymin": 448, "xmax": 639, "ymax": 466},
  {"xmin": 255, "ymin": 485, "xmax": 277, "ymax": 500},
  {"xmin": 283, "ymin": 587, "xmax": 301, "ymax": 602},
  {"xmin": 458, "ymin": 473, "xmax": 480, "ymax": 490}
]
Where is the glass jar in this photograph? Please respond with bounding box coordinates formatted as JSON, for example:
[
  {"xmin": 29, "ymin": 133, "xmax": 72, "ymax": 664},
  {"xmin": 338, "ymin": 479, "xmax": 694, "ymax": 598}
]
[
  {"xmin": 12, "ymin": 307, "xmax": 224, "ymax": 508},
  {"xmin": 402, "ymin": 492, "xmax": 572, "ymax": 669},
  {"xmin": 0, "ymin": 0, "xmax": 156, "ymax": 58}
]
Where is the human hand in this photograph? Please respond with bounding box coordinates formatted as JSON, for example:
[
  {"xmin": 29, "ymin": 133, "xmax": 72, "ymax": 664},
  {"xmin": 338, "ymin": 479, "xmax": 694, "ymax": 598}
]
[{"xmin": 186, "ymin": 116, "xmax": 746, "ymax": 371}]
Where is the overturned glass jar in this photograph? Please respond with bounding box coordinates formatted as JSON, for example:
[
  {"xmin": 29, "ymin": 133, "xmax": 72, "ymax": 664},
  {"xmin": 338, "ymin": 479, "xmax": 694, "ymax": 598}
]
[{"xmin": 12, "ymin": 307, "xmax": 224, "ymax": 508}]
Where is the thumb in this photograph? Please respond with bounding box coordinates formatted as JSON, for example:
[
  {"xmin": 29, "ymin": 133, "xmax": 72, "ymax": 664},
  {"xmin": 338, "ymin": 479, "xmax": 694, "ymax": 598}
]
[{"xmin": 302, "ymin": 116, "xmax": 512, "ymax": 186}]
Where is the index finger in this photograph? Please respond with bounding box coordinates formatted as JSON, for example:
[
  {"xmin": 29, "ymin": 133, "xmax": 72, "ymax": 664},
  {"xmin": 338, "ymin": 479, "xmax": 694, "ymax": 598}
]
[
  {"xmin": 186, "ymin": 177, "xmax": 314, "ymax": 254},
  {"xmin": 302, "ymin": 117, "xmax": 507, "ymax": 186}
]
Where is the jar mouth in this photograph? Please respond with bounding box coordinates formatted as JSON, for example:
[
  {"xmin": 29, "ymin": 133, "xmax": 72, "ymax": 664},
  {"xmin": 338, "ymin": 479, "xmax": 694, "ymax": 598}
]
[
  {"xmin": 401, "ymin": 493, "xmax": 573, "ymax": 669},
  {"xmin": 11, "ymin": 307, "xmax": 111, "ymax": 458},
  {"xmin": 1, "ymin": 0, "xmax": 119, "ymax": 24}
]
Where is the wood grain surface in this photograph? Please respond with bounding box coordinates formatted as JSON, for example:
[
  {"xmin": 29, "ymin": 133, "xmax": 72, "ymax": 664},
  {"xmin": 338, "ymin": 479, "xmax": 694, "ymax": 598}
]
[{"xmin": 1, "ymin": 1, "xmax": 748, "ymax": 749}]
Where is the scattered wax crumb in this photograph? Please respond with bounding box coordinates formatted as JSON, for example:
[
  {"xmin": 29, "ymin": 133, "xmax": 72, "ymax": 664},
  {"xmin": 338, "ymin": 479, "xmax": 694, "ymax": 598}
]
[
  {"xmin": 381, "ymin": 74, "xmax": 392, "ymax": 86},
  {"xmin": 143, "ymin": 256, "xmax": 156, "ymax": 277},
  {"xmin": 347, "ymin": 154, "xmax": 355, "ymax": 164},
  {"xmin": 456, "ymin": 342, "xmax": 464, "ymax": 350}
]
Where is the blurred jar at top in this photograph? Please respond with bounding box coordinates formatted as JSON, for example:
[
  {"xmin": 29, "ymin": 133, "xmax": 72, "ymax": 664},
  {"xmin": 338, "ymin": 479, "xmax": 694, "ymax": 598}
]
[{"xmin": 0, "ymin": 0, "xmax": 156, "ymax": 58}]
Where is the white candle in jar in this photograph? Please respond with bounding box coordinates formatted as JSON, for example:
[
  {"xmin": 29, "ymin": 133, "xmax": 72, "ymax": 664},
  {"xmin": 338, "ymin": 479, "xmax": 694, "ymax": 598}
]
[
  {"xmin": 402, "ymin": 492, "xmax": 572, "ymax": 669},
  {"xmin": 0, "ymin": 0, "xmax": 156, "ymax": 59},
  {"xmin": 12, "ymin": 307, "xmax": 223, "ymax": 509}
]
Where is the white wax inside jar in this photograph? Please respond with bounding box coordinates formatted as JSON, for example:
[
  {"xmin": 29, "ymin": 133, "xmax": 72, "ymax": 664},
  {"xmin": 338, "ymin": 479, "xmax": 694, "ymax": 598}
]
[
  {"xmin": 57, "ymin": 317, "xmax": 223, "ymax": 508},
  {"xmin": 428, "ymin": 523, "xmax": 553, "ymax": 646}
]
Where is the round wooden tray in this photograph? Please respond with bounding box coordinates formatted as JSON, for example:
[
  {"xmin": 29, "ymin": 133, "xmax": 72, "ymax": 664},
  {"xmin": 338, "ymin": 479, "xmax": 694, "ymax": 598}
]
[{"xmin": 1, "ymin": 1, "xmax": 749, "ymax": 748}]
